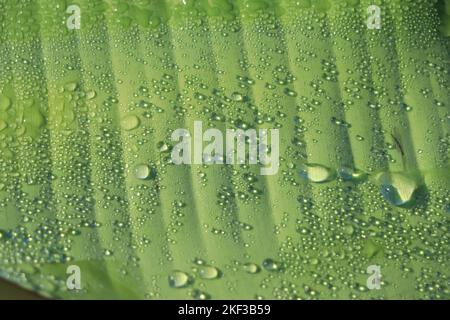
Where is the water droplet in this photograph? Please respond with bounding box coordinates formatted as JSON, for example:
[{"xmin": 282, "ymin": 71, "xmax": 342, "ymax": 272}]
[
  {"xmin": 262, "ymin": 258, "xmax": 280, "ymax": 272},
  {"xmin": 240, "ymin": 222, "xmax": 253, "ymax": 231},
  {"xmin": 0, "ymin": 119, "xmax": 7, "ymax": 132},
  {"xmin": 231, "ymin": 92, "xmax": 245, "ymax": 102},
  {"xmin": 376, "ymin": 172, "xmax": 418, "ymax": 206},
  {"xmin": 344, "ymin": 225, "xmax": 354, "ymax": 235},
  {"xmin": 194, "ymin": 92, "xmax": 206, "ymax": 100},
  {"xmin": 134, "ymin": 164, "xmax": 152, "ymax": 180},
  {"xmin": 284, "ymin": 88, "xmax": 297, "ymax": 97},
  {"xmin": 243, "ymin": 263, "xmax": 260, "ymax": 274},
  {"xmin": 121, "ymin": 115, "xmax": 140, "ymax": 131},
  {"xmin": 300, "ymin": 163, "xmax": 335, "ymax": 183},
  {"xmin": 0, "ymin": 95, "xmax": 11, "ymax": 111},
  {"xmin": 168, "ymin": 270, "xmax": 191, "ymax": 288},
  {"xmin": 86, "ymin": 90, "xmax": 96, "ymax": 100},
  {"xmin": 157, "ymin": 141, "xmax": 169, "ymax": 152},
  {"xmin": 23, "ymin": 102, "xmax": 45, "ymax": 138},
  {"xmin": 192, "ymin": 289, "xmax": 210, "ymax": 300},
  {"xmin": 339, "ymin": 167, "xmax": 367, "ymax": 181},
  {"xmin": 198, "ymin": 265, "xmax": 220, "ymax": 280},
  {"xmin": 64, "ymin": 82, "xmax": 77, "ymax": 91}
]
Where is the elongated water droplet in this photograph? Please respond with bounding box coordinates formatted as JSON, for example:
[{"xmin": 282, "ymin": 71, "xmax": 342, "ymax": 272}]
[
  {"xmin": 300, "ymin": 163, "xmax": 335, "ymax": 183},
  {"xmin": 134, "ymin": 164, "xmax": 151, "ymax": 180},
  {"xmin": 231, "ymin": 92, "xmax": 245, "ymax": 102},
  {"xmin": 0, "ymin": 119, "xmax": 7, "ymax": 132},
  {"xmin": 339, "ymin": 167, "xmax": 367, "ymax": 181},
  {"xmin": 243, "ymin": 263, "xmax": 260, "ymax": 274},
  {"xmin": 262, "ymin": 258, "xmax": 280, "ymax": 272}
]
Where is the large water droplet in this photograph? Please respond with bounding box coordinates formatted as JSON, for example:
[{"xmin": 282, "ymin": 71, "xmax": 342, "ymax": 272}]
[
  {"xmin": 243, "ymin": 263, "xmax": 260, "ymax": 274},
  {"xmin": 377, "ymin": 172, "xmax": 418, "ymax": 206},
  {"xmin": 121, "ymin": 115, "xmax": 140, "ymax": 131},
  {"xmin": 192, "ymin": 289, "xmax": 210, "ymax": 300},
  {"xmin": 168, "ymin": 270, "xmax": 190, "ymax": 288},
  {"xmin": 300, "ymin": 163, "xmax": 335, "ymax": 183},
  {"xmin": 64, "ymin": 82, "xmax": 77, "ymax": 91}
]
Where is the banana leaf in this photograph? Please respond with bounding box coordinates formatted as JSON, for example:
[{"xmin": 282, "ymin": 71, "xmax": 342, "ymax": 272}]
[{"xmin": 0, "ymin": 0, "xmax": 449, "ymax": 299}]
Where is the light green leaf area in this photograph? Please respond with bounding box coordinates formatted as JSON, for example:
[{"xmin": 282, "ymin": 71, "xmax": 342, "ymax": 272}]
[{"xmin": 0, "ymin": 0, "xmax": 449, "ymax": 299}]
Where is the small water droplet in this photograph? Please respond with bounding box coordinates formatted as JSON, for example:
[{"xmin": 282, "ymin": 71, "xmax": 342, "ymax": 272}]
[
  {"xmin": 64, "ymin": 82, "xmax": 77, "ymax": 92},
  {"xmin": 231, "ymin": 92, "xmax": 245, "ymax": 102},
  {"xmin": 192, "ymin": 289, "xmax": 210, "ymax": 300},
  {"xmin": 198, "ymin": 265, "xmax": 220, "ymax": 280},
  {"xmin": 0, "ymin": 96, "xmax": 11, "ymax": 110},
  {"xmin": 284, "ymin": 88, "xmax": 297, "ymax": 97},
  {"xmin": 86, "ymin": 90, "xmax": 96, "ymax": 100},
  {"xmin": 0, "ymin": 119, "xmax": 7, "ymax": 132},
  {"xmin": 121, "ymin": 115, "xmax": 140, "ymax": 131},
  {"xmin": 243, "ymin": 263, "xmax": 260, "ymax": 274},
  {"xmin": 157, "ymin": 141, "xmax": 169, "ymax": 152}
]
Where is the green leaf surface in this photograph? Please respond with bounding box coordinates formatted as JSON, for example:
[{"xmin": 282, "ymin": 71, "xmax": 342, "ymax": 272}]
[{"xmin": 0, "ymin": 0, "xmax": 448, "ymax": 299}]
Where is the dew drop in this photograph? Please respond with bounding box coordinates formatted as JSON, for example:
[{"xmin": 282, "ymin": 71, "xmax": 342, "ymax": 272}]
[
  {"xmin": 339, "ymin": 167, "xmax": 367, "ymax": 181},
  {"xmin": 198, "ymin": 265, "xmax": 220, "ymax": 280},
  {"xmin": 262, "ymin": 258, "xmax": 280, "ymax": 272},
  {"xmin": 300, "ymin": 163, "xmax": 335, "ymax": 183},
  {"xmin": 64, "ymin": 82, "xmax": 77, "ymax": 92},
  {"xmin": 134, "ymin": 164, "xmax": 151, "ymax": 180},
  {"xmin": 243, "ymin": 263, "xmax": 260, "ymax": 274},
  {"xmin": 0, "ymin": 119, "xmax": 7, "ymax": 132},
  {"xmin": 121, "ymin": 115, "xmax": 140, "ymax": 131},
  {"xmin": 168, "ymin": 270, "xmax": 190, "ymax": 288},
  {"xmin": 0, "ymin": 95, "xmax": 11, "ymax": 111},
  {"xmin": 231, "ymin": 92, "xmax": 245, "ymax": 102},
  {"xmin": 192, "ymin": 289, "xmax": 210, "ymax": 300},
  {"xmin": 86, "ymin": 90, "xmax": 97, "ymax": 100},
  {"xmin": 377, "ymin": 172, "xmax": 418, "ymax": 206}
]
